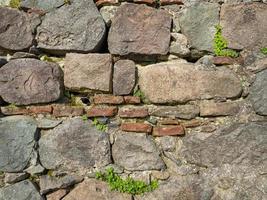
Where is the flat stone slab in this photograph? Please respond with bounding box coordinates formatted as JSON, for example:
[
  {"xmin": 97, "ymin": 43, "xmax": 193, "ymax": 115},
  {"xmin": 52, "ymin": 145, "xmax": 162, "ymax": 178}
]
[
  {"xmin": 112, "ymin": 132, "xmax": 165, "ymax": 171},
  {"xmin": 0, "ymin": 116, "xmax": 37, "ymax": 172},
  {"xmin": 138, "ymin": 61, "xmax": 242, "ymax": 104},
  {"xmin": 0, "ymin": 59, "xmax": 64, "ymax": 105},
  {"xmin": 221, "ymin": 3, "xmax": 267, "ymax": 50},
  {"xmin": 108, "ymin": 3, "xmax": 171, "ymax": 57},
  {"xmin": 36, "ymin": 0, "xmax": 106, "ymax": 55},
  {"xmin": 39, "ymin": 117, "xmax": 111, "ymax": 175},
  {"xmin": 21, "ymin": 0, "xmax": 65, "ymax": 11},
  {"xmin": 64, "ymin": 53, "xmax": 112, "ymax": 92},
  {"xmin": 0, "ymin": 7, "xmax": 34, "ymax": 51},
  {"xmin": 0, "ymin": 180, "xmax": 43, "ymax": 200}
]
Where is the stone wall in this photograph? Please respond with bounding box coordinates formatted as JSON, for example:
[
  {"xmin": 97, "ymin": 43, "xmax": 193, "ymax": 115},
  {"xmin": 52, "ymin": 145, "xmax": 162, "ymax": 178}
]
[{"xmin": 0, "ymin": 0, "xmax": 266, "ymax": 199}]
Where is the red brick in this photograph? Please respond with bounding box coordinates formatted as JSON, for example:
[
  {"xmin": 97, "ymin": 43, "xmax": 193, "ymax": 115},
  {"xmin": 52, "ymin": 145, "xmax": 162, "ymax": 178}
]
[
  {"xmin": 160, "ymin": 0, "xmax": 184, "ymax": 5},
  {"xmin": 121, "ymin": 123, "xmax": 152, "ymax": 133},
  {"xmin": 0, "ymin": 106, "xmax": 28, "ymax": 115},
  {"xmin": 159, "ymin": 119, "xmax": 180, "ymax": 125},
  {"xmin": 53, "ymin": 105, "xmax": 84, "ymax": 117},
  {"xmin": 212, "ymin": 56, "xmax": 243, "ymax": 65},
  {"xmin": 87, "ymin": 106, "xmax": 117, "ymax": 117},
  {"xmin": 118, "ymin": 107, "xmax": 148, "ymax": 118},
  {"xmin": 182, "ymin": 119, "xmax": 203, "ymax": 128},
  {"xmin": 153, "ymin": 125, "xmax": 184, "ymax": 136},
  {"xmin": 28, "ymin": 105, "xmax": 52, "ymax": 114},
  {"xmin": 95, "ymin": 0, "xmax": 119, "ymax": 7},
  {"xmin": 123, "ymin": 96, "xmax": 141, "ymax": 104},
  {"xmin": 93, "ymin": 95, "xmax": 124, "ymax": 105}
]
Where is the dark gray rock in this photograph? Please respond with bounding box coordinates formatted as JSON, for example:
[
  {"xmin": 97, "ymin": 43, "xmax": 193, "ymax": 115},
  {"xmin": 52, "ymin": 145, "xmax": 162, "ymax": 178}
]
[
  {"xmin": 0, "ymin": 57, "xmax": 7, "ymax": 68},
  {"xmin": 249, "ymin": 69, "xmax": 267, "ymax": 116},
  {"xmin": 108, "ymin": 3, "xmax": 171, "ymax": 57},
  {"xmin": 10, "ymin": 52, "xmax": 38, "ymax": 60},
  {"xmin": 179, "ymin": 2, "xmax": 220, "ymax": 52},
  {"xmin": 113, "ymin": 59, "xmax": 136, "ymax": 95},
  {"xmin": 39, "ymin": 117, "xmax": 111, "ymax": 175},
  {"xmin": 21, "ymin": 0, "xmax": 65, "ymax": 11},
  {"xmin": 36, "ymin": 118, "xmax": 62, "ymax": 129},
  {"xmin": 0, "ymin": 59, "xmax": 64, "ymax": 105},
  {"xmin": 112, "ymin": 132, "xmax": 165, "ymax": 171},
  {"xmin": 0, "ymin": 8, "xmax": 34, "ymax": 51},
  {"xmin": 0, "ymin": 116, "xmax": 37, "ymax": 172},
  {"xmin": 4, "ymin": 172, "xmax": 29, "ymax": 184},
  {"xmin": 36, "ymin": 0, "xmax": 106, "ymax": 55},
  {"xmin": 0, "ymin": 180, "xmax": 43, "ymax": 200}
]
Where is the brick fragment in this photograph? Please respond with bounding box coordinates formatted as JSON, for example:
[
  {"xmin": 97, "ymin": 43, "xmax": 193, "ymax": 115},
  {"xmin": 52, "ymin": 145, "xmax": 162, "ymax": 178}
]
[
  {"xmin": 93, "ymin": 95, "xmax": 124, "ymax": 105},
  {"xmin": 118, "ymin": 107, "xmax": 148, "ymax": 118},
  {"xmin": 153, "ymin": 125, "xmax": 184, "ymax": 136},
  {"xmin": 123, "ymin": 96, "xmax": 141, "ymax": 104},
  {"xmin": 53, "ymin": 105, "xmax": 84, "ymax": 117},
  {"xmin": 87, "ymin": 106, "xmax": 117, "ymax": 117},
  {"xmin": 121, "ymin": 123, "xmax": 152, "ymax": 133}
]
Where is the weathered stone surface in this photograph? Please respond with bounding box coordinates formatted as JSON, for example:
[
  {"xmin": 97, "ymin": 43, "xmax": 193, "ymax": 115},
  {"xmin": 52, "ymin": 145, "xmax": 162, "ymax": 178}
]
[
  {"xmin": 0, "ymin": 116, "xmax": 37, "ymax": 172},
  {"xmin": 179, "ymin": 2, "xmax": 219, "ymax": 52},
  {"xmin": 21, "ymin": 0, "xmax": 65, "ymax": 11},
  {"xmin": 0, "ymin": 59, "xmax": 64, "ymax": 105},
  {"xmin": 4, "ymin": 172, "xmax": 29, "ymax": 184},
  {"xmin": 62, "ymin": 179, "xmax": 132, "ymax": 200},
  {"xmin": 249, "ymin": 69, "xmax": 267, "ymax": 115},
  {"xmin": 39, "ymin": 118, "xmax": 111, "ymax": 175},
  {"xmin": 46, "ymin": 189, "xmax": 67, "ymax": 200},
  {"xmin": 11, "ymin": 52, "xmax": 38, "ymax": 60},
  {"xmin": 169, "ymin": 33, "xmax": 190, "ymax": 57},
  {"xmin": 36, "ymin": 0, "xmax": 106, "ymax": 54},
  {"xmin": 64, "ymin": 53, "xmax": 112, "ymax": 92},
  {"xmin": 0, "ymin": 0, "xmax": 10, "ymax": 6},
  {"xmin": 37, "ymin": 118, "xmax": 62, "ymax": 129},
  {"xmin": 112, "ymin": 132, "xmax": 165, "ymax": 170},
  {"xmin": 52, "ymin": 105, "xmax": 84, "ymax": 117},
  {"xmin": 100, "ymin": 5, "xmax": 118, "ymax": 26},
  {"xmin": 138, "ymin": 61, "xmax": 242, "ymax": 104},
  {"xmin": 152, "ymin": 105, "xmax": 200, "ymax": 119},
  {"xmin": 221, "ymin": 3, "xmax": 267, "ymax": 50},
  {"xmin": 113, "ymin": 60, "xmax": 136, "ymax": 95},
  {"xmin": 0, "ymin": 180, "xmax": 43, "ymax": 200},
  {"xmin": 179, "ymin": 122, "xmax": 267, "ymax": 168},
  {"xmin": 120, "ymin": 123, "xmax": 152, "ymax": 133},
  {"xmin": 0, "ymin": 8, "xmax": 34, "ymax": 51},
  {"xmin": 200, "ymin": 101, "xmax": 241, "ymax": 117},
  {"xmin": 40, "ymin": 175, "xmax": 83, "ymax": 194},
  {"xmin": 108, "ymin": 3, "xmax": 171, "ymax": 57}
]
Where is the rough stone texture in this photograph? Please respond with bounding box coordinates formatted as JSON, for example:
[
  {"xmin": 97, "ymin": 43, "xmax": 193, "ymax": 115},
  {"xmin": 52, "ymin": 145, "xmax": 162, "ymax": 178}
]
[
  {"xmin": 39, "ymin": 118, "xmax": 111, "ymax": 175},
  {"xmin": 169, "ymin": 33, "xmax": 190, "ymax": 57},
  {"xmin": 112, "ymin": 132, "xmax": 165, "ymax": 171},
  {"xmin": 64, "ymin": 53, "xmax": 112, "ymax": 92},
  {"xmin": 108, "ymin": 3, "xmax": 171, "ymax": 57},
  {"xmin": 39, "ymin": 175, "xmax": 83, "ymax": 194},
  {"xmin": 0, "ymin": 116, "xmax": 37, "ymax": 172},
  {"xmin": 249, "ymin": 69, "xmax": 267, "ymax": 115},
  {"xmin": 46, "ymin": 189, "xmax": 67, "ymax": 200},
  {"xmin": 0, "ymin": 180, "xmax": 43, "ymax": 200},
  {"xmin": 113, "ymin": 60, "xmax": 136, "ymax": 95},
  {"xmin": 4, "ymin": 172, "xmax": 29, "ymax": 184},
  {"xmin": 151, "ymin": 105, "xmax": 200, "ymax": 119},
  {"xmin": 0, "ymin": 8, "xmax": 34, "ymax": 51},
  {"xmin": 52, "ymin": 105, "xmax": 84, "ymax": 117},
  {"xmin": 221, "ymin": 3, "xmax": 267, "ymax": 50},
  {"xmin": 200, "ymin": 101, "xmax": 241, "ymax": 117},
  {"xmin": 36, "ymin": 0, "xmax": 106, "ymax": 55},
  {"xmin": 36, "ymin": 118, "xmax": 62, "ymax": 129},
  {"xmin": 138, "ymin": 61, "xmax": 242, "ymax": 104},
  {"xmin": 21, "ymin": 0, "xmax": 65, "ymax": 11},
  {"xmin": 179, "ymin": 2, "xmax": 219, "ymax": 52},
  {"xmin": 62, "ymin": 179, "xmax": 132, "ymax": 200},
  {"xmin": 0, "ymin": 59, "xmax": 64, "ymax": 105},
  {"xmin": 100, "ymin": 5, "xmax": 119, "ymax": 26}
]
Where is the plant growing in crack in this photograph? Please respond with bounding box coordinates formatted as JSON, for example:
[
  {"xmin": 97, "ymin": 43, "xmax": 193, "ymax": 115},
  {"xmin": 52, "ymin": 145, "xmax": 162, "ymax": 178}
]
[
  {"xmin": 260, "ymin": 47, "xmax": 267, "ymax": 55},
  {"xmin": 92, "ymin": 118, "xmax": 108, "ymax": 132},
  {"xmin": 9, "ymin": 0, "xmax": 21, "ymax": 8}
]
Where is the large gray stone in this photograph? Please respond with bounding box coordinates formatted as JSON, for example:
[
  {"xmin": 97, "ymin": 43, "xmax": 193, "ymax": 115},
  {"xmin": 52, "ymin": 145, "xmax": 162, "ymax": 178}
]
[
  {"xmin": 62, "ymin": 179, "xmax": 132, "ymax": 200},
  {"xmin": 113, "ymin": 59, "xmax": 136, "ymax": 95},
  {"xmin": 221, "ymin": 3, "xmax": 267, "ymax": 50},
  {"xmin": 0, "ymin": 59, "xmax": 64, "ymax": 105},
  {"xmin": 249, "ymin": 69, "xmax": 267, "ymax": 115},
  {"xmin": 39, "ymin": 118, "xmax": 111, "ymax": 175},
  {"xmin": 108, "ymin": 3, "xmax": 171, "ymax": 57},
  {"xmin": 0, "ymin": 180, "xmax": 43, "ymax": 200},
  {"xmin": 64, "ymin": 53, "xmax": 112, "ymax": 92},
  {"xmin": 112, "ymin": 132, "xmax": 165, "ymax": 171},
  {"xmin": 138, "ymin": 60, "xmax": 242, "ymax": 104},
  {"xmin": 0, "ymin": 116, "xmax": 37, "ymax": 172},
  {"xmin": 20, "ymin": 0, "xmax": 65, "ymax": 11},
  {"xmin": 179, "ymin": 2, "xmax": 219, "ymax": 52},
  {"xmin": 0, "ymin": 7, "xmax": 34, "ymax": 51},
  {"xmin": 36, "ymin": 0, "xmax": 106, "ymax": 55}
]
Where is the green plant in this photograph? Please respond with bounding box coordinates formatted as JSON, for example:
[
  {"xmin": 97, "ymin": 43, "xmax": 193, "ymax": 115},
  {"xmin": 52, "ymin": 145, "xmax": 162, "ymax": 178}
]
[
  {"xmin": 0, "ymin": 171, "xmax": 4, "ymax": 176},
  {"xmin": 40, "ymin": 55, "xmax": 64, "ymax": 63},
  {"xmin": 81, "ymin": 114, "xmax": 88, "ymax": 121},
  {"xmin": 64, "ymin": 0, "xmax": 71, "ymax": 5},
  {"xmin": 260, "ymin": 47, "xmax": 267, "ymax": 55},
  {"xmin": 7, "ymin": 103, "xmax": 17, "ymax": 108},
  {"xmin": 92, "ymin": 118, "xmax": 108, "ymax": 132},
  {"xmin": 96, "ymin": 168, "xmax": 159, "ymax": 195},
  {"xmin": 134, "ymin": 89, "xmax": 146, "ymax": 102},
  {"xmin": 213, "ymin": 25, "xmax": 239, "ymax": 58},
  {"xmin": 9, "ymin": 0, "xmax": 21, "ymax": 8}
]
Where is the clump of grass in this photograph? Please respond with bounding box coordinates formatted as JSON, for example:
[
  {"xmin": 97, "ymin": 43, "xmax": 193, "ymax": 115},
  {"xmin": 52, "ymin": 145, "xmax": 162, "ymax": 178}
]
[
  {"xmin": 95, "ymin": 168, "xmax": 159, "ymax": 195},
  {"xmin": 134, "ymin": 89, "xmax": 146, "ymax": 102},
  {"xmin": 81, "ymin": 114, "xmax": 88, "ymax": 121},
  {"xmin": 9, "ymin": 0, "xmax": 21, "ymax": 8},
  {"xmin": 260, "ymin": 47, "xmax": 267, "ymax": 55},
  {"xmin": 92, "ymin": 118, "xmax": 108, "ymax": 132},
  {"xmin": 213, "ymin": 25, "xmax": 239, "ymax": 58}
]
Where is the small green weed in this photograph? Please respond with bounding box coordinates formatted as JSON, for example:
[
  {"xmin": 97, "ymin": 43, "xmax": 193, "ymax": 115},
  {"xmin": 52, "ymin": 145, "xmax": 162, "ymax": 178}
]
[
  {"xmin": 92, "ymin": 118, "xmax": 108, "ymax": 132},
  {"xmin": 0, "ymin": 171, "xmax": 4, "ymax": 176},
  {"xmin": 64, "ymin": 0, "xmax": 71, "ymax": 5},
  {"xmin": 7, "ymin": 103, "xmax": 17, "ymax": 108},
  {"xmin": 9, "ymin": 0, "xmax": 21, "ymax": 8},
  {"xmin": 134, "ymin": 89, "xmax": 146, "ymax": 102},
  {"xmin": 213, "ymin": 25, "xmax": 239, "ymax": 58},
  {"xmin": 81, "ymin": 114, "xmax": 88, "ymax": 121},
  {"xmin": 40, "ymin": 55, "xmax": 64, "ymax": 63},
  {"xmin": 96, "ymin": 168, "xmax": 158, "ymax": 195},
  {"xmin": 260, "ymin": 47, "xmax": 267, "ymax": 55}
]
